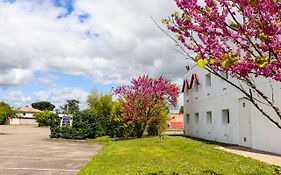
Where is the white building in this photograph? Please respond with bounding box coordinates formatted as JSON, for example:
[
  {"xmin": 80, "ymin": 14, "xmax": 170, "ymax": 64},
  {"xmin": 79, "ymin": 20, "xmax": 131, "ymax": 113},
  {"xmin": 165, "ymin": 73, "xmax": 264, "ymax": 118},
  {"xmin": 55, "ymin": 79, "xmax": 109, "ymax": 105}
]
[
  {"xmin": 10, "ymin": 107, "xmax": 42, "ymax": 125},
  {"xmin": 182, "ymin": 66, "xmax": 281, "ymax": 154}
]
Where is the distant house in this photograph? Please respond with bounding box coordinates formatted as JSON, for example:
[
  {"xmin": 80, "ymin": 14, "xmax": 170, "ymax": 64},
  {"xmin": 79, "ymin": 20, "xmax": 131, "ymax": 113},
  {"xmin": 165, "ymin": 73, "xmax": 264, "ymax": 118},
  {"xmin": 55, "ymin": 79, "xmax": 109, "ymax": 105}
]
[
  {"xmin": 10, "ymin": 107, "xmax": 42, "ymax": 125},
  {"xmin": 168, "ymin": 113, "xmax": 184, "ymax": 129}
]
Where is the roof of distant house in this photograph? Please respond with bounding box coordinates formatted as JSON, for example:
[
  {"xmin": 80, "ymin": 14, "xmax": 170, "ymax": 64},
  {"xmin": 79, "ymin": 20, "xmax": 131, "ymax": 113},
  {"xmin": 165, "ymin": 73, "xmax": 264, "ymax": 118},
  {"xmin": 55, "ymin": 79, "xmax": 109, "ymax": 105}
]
[{"xmin": 16, "ymin": 107, "xmax": 42, "ymax": 113}]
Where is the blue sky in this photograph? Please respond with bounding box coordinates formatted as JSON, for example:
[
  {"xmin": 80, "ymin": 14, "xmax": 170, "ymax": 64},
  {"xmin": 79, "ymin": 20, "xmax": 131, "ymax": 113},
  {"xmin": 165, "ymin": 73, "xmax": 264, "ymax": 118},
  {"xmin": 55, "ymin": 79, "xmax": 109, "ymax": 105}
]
[{"xmin": 0, "ymin": 0, "xmax": 186, "ymax": 109}]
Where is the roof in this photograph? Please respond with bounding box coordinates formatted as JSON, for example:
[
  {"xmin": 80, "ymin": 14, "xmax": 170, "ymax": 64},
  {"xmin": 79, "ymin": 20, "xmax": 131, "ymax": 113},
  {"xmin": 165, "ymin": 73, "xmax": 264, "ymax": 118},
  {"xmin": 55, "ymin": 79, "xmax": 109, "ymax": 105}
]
[
  {"xmin": 16, "ymin": 107, "xmax": 42, "ymax": 113},
  {"xmin": 182, "ymin": 73, "xmax": 200, "ymax": 93}
]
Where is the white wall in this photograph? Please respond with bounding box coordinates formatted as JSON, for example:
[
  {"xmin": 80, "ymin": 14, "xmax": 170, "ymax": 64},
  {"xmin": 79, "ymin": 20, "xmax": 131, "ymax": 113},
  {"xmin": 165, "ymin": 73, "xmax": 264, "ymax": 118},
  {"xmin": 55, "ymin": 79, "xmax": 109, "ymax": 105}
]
[
  {"xmin": 10, "ymin": 118, "xmax": 37, "ymax": 125},
  {"xmin": 183, "ymin": 66, "xmax": 281, "ymax": 154},
  {"xmin": 10, "ymin": 112, "xmax": 37, "ymax": 125}
]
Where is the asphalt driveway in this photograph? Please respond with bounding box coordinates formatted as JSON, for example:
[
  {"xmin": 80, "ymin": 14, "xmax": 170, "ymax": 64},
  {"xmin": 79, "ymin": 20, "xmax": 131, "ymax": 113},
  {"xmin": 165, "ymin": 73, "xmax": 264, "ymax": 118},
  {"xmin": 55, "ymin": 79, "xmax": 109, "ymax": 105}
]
[{"xmin": 0, "ymin": 125, "xmax": 103, "ymax": 175}]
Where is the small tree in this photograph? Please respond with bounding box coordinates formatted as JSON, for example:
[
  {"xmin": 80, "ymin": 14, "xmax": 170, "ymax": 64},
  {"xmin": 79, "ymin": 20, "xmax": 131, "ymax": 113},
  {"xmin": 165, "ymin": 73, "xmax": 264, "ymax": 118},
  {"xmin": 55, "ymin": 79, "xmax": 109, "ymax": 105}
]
[
  {"xmin": 162, "ymin": 0, "xmax": 281, "ymax": 129},
  {"xmin": 0, "ymin": 102, "xmax": 15, "ymax": 125},
  {"xmin": 32, "ymin": 101, "xmax": 55, "ymax": 111},
  {"xmin": 60, "ymin": 99, "xmax": 80, "ymax": 114},
  {"xmin": 87, "ymin": 91, "xmax": 113, "ymax": 136},
  {"xmin": 34, "ymin": 110, "xmax": 53, "ymax": 127},
  {"xmin": 115, "ymin": 75, "xmax": 179, "ymax": 138}
]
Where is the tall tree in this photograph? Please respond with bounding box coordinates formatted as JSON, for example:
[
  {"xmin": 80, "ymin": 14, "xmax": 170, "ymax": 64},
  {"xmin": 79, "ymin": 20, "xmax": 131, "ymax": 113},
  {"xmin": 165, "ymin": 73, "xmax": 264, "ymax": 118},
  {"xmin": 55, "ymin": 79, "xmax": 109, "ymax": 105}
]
[
  {"xmin": 32, "ymin": 101, "xmax": 55, "ymax": 111},
  {"xmin": 61, "ymin": 99, "xmax": 80, "ymax": 114},
  {"xmin": 115, "ymin": 75, "xmax": 179, "ymax": 138},
  {"xmin": 162, "ymin": 0, "xmax": 281, "ymax": 129}
]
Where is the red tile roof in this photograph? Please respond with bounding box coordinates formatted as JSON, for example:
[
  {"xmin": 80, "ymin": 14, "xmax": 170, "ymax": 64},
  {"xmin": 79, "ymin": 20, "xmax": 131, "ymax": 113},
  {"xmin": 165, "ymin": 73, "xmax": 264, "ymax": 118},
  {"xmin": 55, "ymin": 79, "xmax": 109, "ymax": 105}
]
[{"xmin": 16, "ymin": 107, "xmax": 42, "ymax": 113}]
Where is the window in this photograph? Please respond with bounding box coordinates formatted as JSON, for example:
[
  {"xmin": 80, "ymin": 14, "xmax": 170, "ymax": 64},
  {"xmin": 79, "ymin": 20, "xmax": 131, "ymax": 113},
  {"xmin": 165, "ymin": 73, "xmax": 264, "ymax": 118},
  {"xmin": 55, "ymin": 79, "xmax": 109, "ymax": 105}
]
[
  {"xmin": 195, "ymin": 113, "xmax": 199, "ymax": 124},
  {"xmin": 222, "ymin": 109, "xmax": 230, "ymax": 124},
  {"xmin": 206, "ymin": 111, "xmax": 212, "ymax": 124},
  {"xmin": 205, "ymin": 73, "xmax": 211, "ymax": 87},
  {"xmin": 186, "ymin": 114, "xmax": 190, "ymax": 124},
  {"xmin": 220, "ymin": 71, "xmax": 228, "ymax": 79},
  {"xmin": 23, "ymin": 113, "xmax": 26, "ymax": 116}
]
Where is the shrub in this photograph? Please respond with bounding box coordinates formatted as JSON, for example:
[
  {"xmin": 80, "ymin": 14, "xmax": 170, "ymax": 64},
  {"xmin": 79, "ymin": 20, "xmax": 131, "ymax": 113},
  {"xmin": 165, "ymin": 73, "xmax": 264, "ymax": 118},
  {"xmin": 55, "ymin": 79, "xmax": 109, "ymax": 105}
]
[
  {"xmin": 0, "ymin": 102, "xmax": 15, "ymax": 125},
  {"xmin": 87, "ymin": 91, "xmax": 113, "ymax": 136},
  {"xmin": 34, "ymin": 110, "xmax": 53, "ymax": 127},
  {"xmin": 107, "ymin": 102, "xmax": 126, "ymax": 137},
  {"xmin": 49, "ymin": 113, "xmax": 61, "ymax": 138},
  {"xmin": 50, "ymin": 110, "xmax": 99, "ymax": 139}
]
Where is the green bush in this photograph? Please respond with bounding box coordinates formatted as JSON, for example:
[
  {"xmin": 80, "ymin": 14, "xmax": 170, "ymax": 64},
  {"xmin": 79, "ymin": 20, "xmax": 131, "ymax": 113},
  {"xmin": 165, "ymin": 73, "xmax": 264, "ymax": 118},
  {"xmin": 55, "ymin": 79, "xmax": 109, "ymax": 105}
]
[
  {"xmin": 50, "ymin": 110, "xmax": 99, "ymax": 139},
  {"xmin": 0, "ymin": 102, "xmax": 15, "ymax": 125},
  {"xmin": 49, "ymin": 113, "xmax": 61, "ymax": 138},
  {"xmin": 107, "ymin": 102, "xmax": 126, "ymax": 138},
  {"xmin": 87, "ymin": 91, "xmax": 113, "ymax": 136},
  {"xmin": 34, "ymin": 111, "xmax": 53, "ymax": 126}
]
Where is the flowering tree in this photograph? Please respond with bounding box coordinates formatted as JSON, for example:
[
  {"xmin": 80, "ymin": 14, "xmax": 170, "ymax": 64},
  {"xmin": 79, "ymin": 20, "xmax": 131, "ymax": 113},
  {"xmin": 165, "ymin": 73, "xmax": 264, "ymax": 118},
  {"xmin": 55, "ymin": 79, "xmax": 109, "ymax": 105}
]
[
  {"xmin": 162, "ymin": 0, "xmax": 281, "ymax": 128},
  {"xmin": 115, "ymin": 75, "xmax": 179, "ymax": 137}
]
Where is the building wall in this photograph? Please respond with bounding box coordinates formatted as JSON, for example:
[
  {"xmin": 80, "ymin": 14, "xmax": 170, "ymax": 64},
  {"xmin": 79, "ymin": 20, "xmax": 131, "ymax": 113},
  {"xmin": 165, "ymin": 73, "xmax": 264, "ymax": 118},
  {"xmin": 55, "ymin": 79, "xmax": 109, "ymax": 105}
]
[
  {"xmin": 17, "ymin": 112, "xmax": 35, "ymax": 118},
  {"xmin": 183, "ymin": 66, "xmax": 281, "ymax": 154},
  {"xmin": 10, "ymin": 118, "xmax": 37, "ymax": 125},
  {"xmin": 169, "ymin": 113, "xmax": 184, "ymax": 129},
  {"xmin": 10, "ymin": 112, "xmax": 37, "ymax": 125}
]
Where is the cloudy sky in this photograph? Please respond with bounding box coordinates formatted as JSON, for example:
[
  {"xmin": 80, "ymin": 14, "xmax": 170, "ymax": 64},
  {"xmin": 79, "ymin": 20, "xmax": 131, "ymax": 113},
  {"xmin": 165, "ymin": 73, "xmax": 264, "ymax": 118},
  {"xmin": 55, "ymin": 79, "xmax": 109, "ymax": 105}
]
[{"xmin": 0, "ymin": 0, "xmax": 188, "ymax": 109}]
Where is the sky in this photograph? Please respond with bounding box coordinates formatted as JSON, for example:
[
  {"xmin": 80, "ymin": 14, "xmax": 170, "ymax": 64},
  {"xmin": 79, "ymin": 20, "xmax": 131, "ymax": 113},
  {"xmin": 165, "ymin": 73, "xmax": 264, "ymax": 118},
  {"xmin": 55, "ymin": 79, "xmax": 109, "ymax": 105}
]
[{"xmin": 0, "ymin": 0, "xmax": 188, "ymax": 109}]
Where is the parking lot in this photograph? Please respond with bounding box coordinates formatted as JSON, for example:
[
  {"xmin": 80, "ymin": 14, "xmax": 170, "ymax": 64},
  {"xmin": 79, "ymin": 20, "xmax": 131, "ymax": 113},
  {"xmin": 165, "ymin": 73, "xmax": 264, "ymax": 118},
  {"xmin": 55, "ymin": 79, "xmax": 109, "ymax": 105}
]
[{"xmin": 0, "ymin": 125, "xmax": 102, "ymax": 175}]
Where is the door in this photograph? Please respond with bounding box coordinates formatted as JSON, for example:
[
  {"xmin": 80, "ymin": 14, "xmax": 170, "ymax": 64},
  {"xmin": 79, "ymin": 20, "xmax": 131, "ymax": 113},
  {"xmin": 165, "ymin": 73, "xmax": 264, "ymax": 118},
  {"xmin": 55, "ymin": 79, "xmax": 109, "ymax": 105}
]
[{"xmin": 239, "ymin": 98, "xmax": 252, "ymax": 147}]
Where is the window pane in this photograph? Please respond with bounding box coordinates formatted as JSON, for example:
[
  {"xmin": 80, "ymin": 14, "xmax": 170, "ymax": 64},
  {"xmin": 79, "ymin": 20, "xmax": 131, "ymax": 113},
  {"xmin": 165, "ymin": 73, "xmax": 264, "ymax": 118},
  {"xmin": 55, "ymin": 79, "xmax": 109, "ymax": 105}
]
[
  {"xmin": 206, "ymin": 111, "xmax": 212, "ymax": 124},
  {"xmin": 222, "ymin": 109, "xmax": 230, "ymax": 125}
]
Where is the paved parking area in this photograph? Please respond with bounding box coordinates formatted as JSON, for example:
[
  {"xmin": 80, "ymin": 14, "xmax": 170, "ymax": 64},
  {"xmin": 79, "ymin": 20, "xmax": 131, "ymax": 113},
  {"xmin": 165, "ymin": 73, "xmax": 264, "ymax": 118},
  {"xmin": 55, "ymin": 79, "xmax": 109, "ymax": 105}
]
[{"xmin": 0, "ymin": 125, "xmax": 103, "ymax": 175}]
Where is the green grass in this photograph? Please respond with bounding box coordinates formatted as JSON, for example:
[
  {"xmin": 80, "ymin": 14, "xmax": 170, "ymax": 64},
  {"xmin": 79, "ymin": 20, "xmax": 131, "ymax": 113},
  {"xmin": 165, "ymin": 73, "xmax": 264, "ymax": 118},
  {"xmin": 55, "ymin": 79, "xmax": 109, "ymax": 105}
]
[{"xmin": 79, "ymin": 136, "xmax": 281, "ymax": 175}]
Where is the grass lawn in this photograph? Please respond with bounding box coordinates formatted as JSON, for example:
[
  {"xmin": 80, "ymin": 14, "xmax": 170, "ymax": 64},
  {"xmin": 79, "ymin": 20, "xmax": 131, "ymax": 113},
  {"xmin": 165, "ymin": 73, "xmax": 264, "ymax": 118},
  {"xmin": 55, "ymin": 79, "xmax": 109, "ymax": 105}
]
[{"xmin": 79, "ymin": 136, "xmax": 281, "ymax": 175}]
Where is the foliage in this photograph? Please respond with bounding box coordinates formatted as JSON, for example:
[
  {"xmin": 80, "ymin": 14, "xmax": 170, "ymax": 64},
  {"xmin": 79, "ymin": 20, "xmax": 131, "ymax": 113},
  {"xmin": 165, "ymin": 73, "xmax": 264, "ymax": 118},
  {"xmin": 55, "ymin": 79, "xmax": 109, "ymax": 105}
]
[
  {"xmin": 50, "ymin": 110, "xmax": 99, "ymax": 139},
  {"xmin": 115, "ymin": 75, "xmax": 179, "ymax": 138},
  {"xmin": 107, "ymin": 101, "xmax": 127, "ymax": 138},
  {"xmin": 87, "ymin": 91, "xmax": 113, "ymax": 136},
  {"xmin": 163, "ymin": 0, "xmax": 281, "ymax": 129},
  {"xmin": 179, "ymin": 106, "xmax": 184, "ymax": 114},
  {"xmin": 78, "ymin": 137, "xmax": 280, "ymax": 175},
  {"xmin": 34, "ymin": 110, "xmax": 53, "ymax": 127},
  {"xmin": 147, "ymin": 102, "xmax": 169, "ymax": 136},
  {"xmin": 60, "ymin": 99, "xmax": 80, "ymax": 114},
  {"xmin": 164, "ymin": 0, "xmax": 281, "ymax": 80},
  {"xmin": 0, "ymin": 102, "xmax": 15, "ymax": 125},
  {"xmin": 49, "ymin": 113, "xmax": 61, "ymax": 138},
  {"xmin": 31, "ymin": 101, "xmax": 55, "ymax": 111}
]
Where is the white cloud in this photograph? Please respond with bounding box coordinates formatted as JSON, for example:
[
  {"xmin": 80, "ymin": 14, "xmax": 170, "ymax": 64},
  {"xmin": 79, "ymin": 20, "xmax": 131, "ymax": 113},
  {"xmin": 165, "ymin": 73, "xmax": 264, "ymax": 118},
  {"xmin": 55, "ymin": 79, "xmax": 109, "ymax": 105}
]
[
  {"xmin": 37, "ymin": 75, "xmax": 58, "ymax": 85},
  {"xmin": 0, "ymin": 0, "xmax": 188, "ymax": 87},
  {"xmin": 0, "ymin": 0, "xmax": 188, "ymax": 108},
  {"xmin": 0, "ymin": 88, "xmax": 89, "ymax": 109},
  {"xmin": 35, "ymin": 91, "xmax": 49, "ymax": 101},
  {"xmin": 0, "ymin": 91, "xmax": 32, "ymax": 108},
  {"xmin": 35, "ymin": 87, "xmax": 90, "ymax": 109}
]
